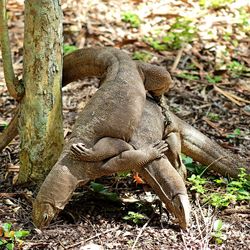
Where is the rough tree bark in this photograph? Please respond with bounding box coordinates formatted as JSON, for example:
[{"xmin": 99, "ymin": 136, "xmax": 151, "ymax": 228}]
[{"xmin": 18, "ymin": 0, "xmax": 64, "ymax": 183}]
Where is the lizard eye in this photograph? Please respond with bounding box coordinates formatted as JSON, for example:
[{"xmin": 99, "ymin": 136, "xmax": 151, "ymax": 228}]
[{"xmin": 43, "ymin": 213, "xmax": 49, "ymax": 222}]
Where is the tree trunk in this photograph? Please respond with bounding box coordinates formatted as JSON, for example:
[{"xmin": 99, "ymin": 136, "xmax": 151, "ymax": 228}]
[{"xmin": 18, "ymin": 0, "xmax": 64, "ymax": 183}]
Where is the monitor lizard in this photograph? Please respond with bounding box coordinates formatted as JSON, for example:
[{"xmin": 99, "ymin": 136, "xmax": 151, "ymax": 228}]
[{"xmin": 32, "ymin": 97, "xmax": 190, "ymax": 230}]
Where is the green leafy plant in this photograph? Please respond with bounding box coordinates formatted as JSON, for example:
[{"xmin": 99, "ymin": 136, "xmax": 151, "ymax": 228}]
[
  {"xmin": 188, "ymin": 168, "xmax": 249, "ymax": 208},
  {"xmin": 163, "ymin": 18, "xmax": 197, "ymax": 49},
  {"xmin": 90, "ymin": 182, "xmax": 119, "ymax": 202},
  {"xmin": 182, "ymin": 155, "xmax": 206, "ymax": 175},
  {"xmin": 0, "ymin": 223, "xmax": 30, "ymax": 250},
  {"xmin": 63, "ymin": 44, "xmax": 77, "ymax": 55},
  {"xmin": 188, "ymin": 174, "xmax": 207, "ymax": 194},
  {"xmin": 121, "ymin": 12, "xmax": 141, "ymax": 28},
  {"xmin": 144, "ymin": 37, "xmax": 167, "ymax": 51},
  {"xmin": 123, "ymin": 211, "xmax": 146, "ymax": 224},
  {"xmin": 199, "ymin": 0, "xmax": 234, "ymax": 9},
  {"xmin": 211, "ymin": 219, "xmax": 227, "ymax": 244},
  {"xmin": 146, "ymin": 18, "xmax": 197, "ymax": 51},
  {"xmin": 208, "ymin": 192, "xmax": 237, "ymax": 208},
  {"xmin": 132, "ymin": 51, "xmax": 153, "ymax": 62},
  {"xmin": 227, "ymin": 168, "xmax": 250, "ymax": 200}
]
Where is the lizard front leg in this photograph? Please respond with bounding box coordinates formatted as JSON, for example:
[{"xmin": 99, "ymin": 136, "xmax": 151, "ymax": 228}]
[
  {"xmin": 71, "ymin": 139, "xmax": 168, "ymax": 174},
  {"xmin": 71, "ymin": 137, "xmax": 133, "ymax": 161},
  {"xmin": 99, "ymin": 140, "xmax": 168, "ymax": 174}
]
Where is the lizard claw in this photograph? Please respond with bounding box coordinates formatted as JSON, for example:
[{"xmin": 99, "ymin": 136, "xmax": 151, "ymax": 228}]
[
  {"xmin": 71, "ymin": 143, "xmax": 92, "ymax": 159},
  {"xmin": 152, "ymin": 140, "xmax": 168, "ymax": 158}
]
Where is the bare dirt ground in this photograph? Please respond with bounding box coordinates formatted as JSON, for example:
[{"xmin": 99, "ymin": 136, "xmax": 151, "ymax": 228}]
[{"xmin": 0, "ymin": 0, "xmax": 250, "ymax": 249}]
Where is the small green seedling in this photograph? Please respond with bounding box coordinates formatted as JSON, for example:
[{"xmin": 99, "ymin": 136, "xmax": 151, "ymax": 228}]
[
  {"xmin": 226, "ymin": 128, "xmax": 241, "ymax": 139},
  {"xmin": 121, "ymin": 12, "xmax": 141, "ymax": 28},
  {"xmin": 145, "ymin": 17, "xmax": 197, "ymax": 51},
  {"xmin": 227, "ymin": 61, "xmax": 249, "ymax": 78},
  {"xmin": 207, "ymin": 168, "xmax": 250, "ymax": 208},
  {"xmin": 63, "ymin": 44, "xmax": 77, "ymax": 55},
  {"xmin": 123, "ymin": 211, "xmax": 146, "ymax": 224},
  {"xmin": 0, "ymin": 223, "xmax": 30, "ymax": 250},
  {"xmin": 206, "ymin": 75, "xmax": 222, "ymax": 84},
  {"xmin": 208, "ymin": 192, "xmax": 237, "ymax": 208},
  {"xmin": 211, "ymin": 219, "xmax": 226, "ymax": 244},
  {"xmin": 207, "ymin": 112, "xmax": 221, "ymax": 122}
]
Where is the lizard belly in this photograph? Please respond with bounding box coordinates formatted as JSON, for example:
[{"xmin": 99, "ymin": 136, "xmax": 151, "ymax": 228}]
[{"xmin": 130, "ymin": 98, "xmax": 164, "ymax": 147}]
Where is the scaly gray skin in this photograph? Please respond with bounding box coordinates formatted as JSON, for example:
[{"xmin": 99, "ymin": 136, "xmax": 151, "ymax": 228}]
[{"xmin": 2, "ymin": 48, "xmax": 247, "ymax": 178}]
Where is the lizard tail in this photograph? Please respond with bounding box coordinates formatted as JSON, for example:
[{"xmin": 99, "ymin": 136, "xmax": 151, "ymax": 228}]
[{"xmin": 171, "ymin": 113, "xmax": 250, "ymax": 177}]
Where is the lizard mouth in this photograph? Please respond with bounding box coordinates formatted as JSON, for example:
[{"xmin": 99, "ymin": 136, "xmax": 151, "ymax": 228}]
[{"xmin": 32, "ymin": 200, "xmax": 60, "ymax": 229}]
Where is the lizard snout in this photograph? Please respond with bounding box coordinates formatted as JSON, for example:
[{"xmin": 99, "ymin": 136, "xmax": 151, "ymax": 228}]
[{"xmin": 172, "ymin": 194, "xmax": 191, "ymax": 230}]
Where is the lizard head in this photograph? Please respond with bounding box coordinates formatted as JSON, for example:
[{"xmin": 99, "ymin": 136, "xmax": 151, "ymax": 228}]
[
  {"xmin": 172, "ymin": 194, "xmax": 191, "ymax": 230},
  {"xmin": 145, "ymin": 69, "xmax": 173, "ymax": 97},
  {"xmin": 32, "ymin": 199, "xmax": 60, "ymax": 229}
]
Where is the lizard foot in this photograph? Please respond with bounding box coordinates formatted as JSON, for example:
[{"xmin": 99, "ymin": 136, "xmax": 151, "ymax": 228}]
[
  {"xmin": 145, "ymin": 140, "xmax": 169, "ymax": 159},
  {"xmin": 71, "ymin": 143, "xmax": 92, "ymax": 160}
]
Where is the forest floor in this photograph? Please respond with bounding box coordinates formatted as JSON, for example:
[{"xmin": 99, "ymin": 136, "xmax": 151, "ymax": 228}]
[{"xmin": 0, "ymin": 0, "xmax": 250, "ymax": 249}]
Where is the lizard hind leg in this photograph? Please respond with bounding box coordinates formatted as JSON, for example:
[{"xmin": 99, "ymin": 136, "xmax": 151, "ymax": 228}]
[
  {"xmin": 71, "ymin": 137, "xmax": 133, "ymax": 162},
  {"xmin": 165, "ymin": 132, "xmax": 187, "ymax": 180}
]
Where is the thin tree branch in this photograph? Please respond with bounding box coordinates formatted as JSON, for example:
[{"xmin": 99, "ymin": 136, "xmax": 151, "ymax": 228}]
[
  {"xmin": 0, "ymin": 0, "xmax": 24, "ymax": 100},
  {"xmin": 0, "ymin": 107, "xmax": 19, "ymax": 152}
]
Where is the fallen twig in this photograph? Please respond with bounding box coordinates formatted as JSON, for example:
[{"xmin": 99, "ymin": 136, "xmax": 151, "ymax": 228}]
[
  {"xmin": 202, "ymin": 117, "xmax": 225, "ymax": 136},
  {"xmin": 214, "ymin": 85, "xmax": 250, "ymax": 106},
  {"xmin": 222, "ymin": 208, "xmax": 250, "ymax": 215},
  {"xmin": 132, "ymin": 217, "xmax": 152, "ymax": 250},
  {"xmin": 171, "ymin": 47, "xmax": 184, "ymax": 72},
  {"xmin": 0, "ymin": 192, "xmax": 26, "ymax": 198}
]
